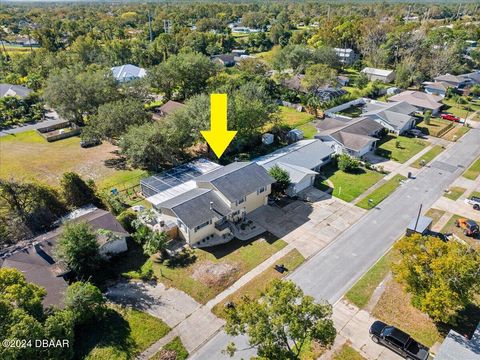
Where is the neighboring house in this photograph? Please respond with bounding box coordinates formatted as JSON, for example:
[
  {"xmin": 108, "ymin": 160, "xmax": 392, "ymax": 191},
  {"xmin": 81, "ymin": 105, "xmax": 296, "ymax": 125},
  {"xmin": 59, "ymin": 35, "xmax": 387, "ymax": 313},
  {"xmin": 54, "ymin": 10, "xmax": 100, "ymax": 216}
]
[
  {"xmin": 211, "ymin": 54, "xmax": 236, "ymax": 67},
  {"xmin": 362, "ymin": 100, "xmax": 418, "ymax": 134},
  {"xmin": 0, "ymin": 83, "xmax": 33, "ymax": 98},
  {"xmin": 146, "ymin": 162, "xmax": 274, "ymax": 246},
  {"xmin": 334, "ymin": 48, "xmax": 358, "ymax": 65},
  {"xmin": 433, "ymin": 73, "xmax": 471, "ymax": 89},
  {"xmin": 316, "ymin": 117, "xmax": 384, "ymax": 158},
  {"xmin": 435, "ymin": 321, "xmax": 480, "ymax": 360},
  {"xmin": 460, "ymin": 71, "xmax": 480, "ymax": 86},
  {"xmin": 155, "ymin": 100, "xmax": 185, "ymax": 118},
  {"xmin": 111, "ymin": 64, "xmax": 147, "ymax": 83},
  {"xmin": 282, "ymin": 74, "xmax": 347, "ymax": 102},
  {"xmin": 388, "ymin": 90, "xmax": 443, "ymax": 115},
  {"xmin": 361, "ymin": 67, "xmax": 396, "ymax": 83},
  {"xmin": 422, "ymin": 81, "xmax": 450, "ymax": 97},
  {"xmin": 0, "ymin": 207, "xmax": 128, "ymax": 308},
  {"xmin": 255, "ymin": 139, "xmax": 334, "ymax": 195}
]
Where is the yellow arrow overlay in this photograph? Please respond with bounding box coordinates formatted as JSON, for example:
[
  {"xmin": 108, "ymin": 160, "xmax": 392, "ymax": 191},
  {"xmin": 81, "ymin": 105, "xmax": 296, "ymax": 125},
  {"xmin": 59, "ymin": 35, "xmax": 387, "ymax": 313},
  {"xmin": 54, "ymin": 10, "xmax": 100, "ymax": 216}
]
[{"xmin": 201, "ymin": 94, "xmax": 237, "ymax": 158}]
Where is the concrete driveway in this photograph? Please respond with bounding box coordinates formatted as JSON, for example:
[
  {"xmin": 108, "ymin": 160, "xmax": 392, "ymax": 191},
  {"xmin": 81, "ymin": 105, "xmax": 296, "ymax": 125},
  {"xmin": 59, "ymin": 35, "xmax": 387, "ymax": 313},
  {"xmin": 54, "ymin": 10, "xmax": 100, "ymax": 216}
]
[
  {"xmin": 106, "ymin": 280, "xmax": 200, "ymax": 328},
  {"xmin": 249, "ymin": 189, "xmax": 365, "ymax": 257}
]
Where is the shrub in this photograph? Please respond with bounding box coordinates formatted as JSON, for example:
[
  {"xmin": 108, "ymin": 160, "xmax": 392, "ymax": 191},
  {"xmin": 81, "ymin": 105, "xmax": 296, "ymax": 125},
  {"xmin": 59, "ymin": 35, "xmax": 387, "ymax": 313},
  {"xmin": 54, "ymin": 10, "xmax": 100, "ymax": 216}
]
[
  {"xmin": 116, "ymin": 210, "xmax": 137, "ymax": 233},
  {"xmin": 337, "ymin": 154, "xmax": 360, "ymax": 173}
]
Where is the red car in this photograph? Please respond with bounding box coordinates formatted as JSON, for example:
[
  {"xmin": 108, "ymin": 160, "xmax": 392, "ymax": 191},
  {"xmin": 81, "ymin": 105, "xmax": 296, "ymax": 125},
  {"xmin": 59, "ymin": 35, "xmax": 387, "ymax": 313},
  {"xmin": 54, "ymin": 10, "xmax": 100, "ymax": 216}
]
[{"xmin": 441, "ymin": 113, "xmax": 461, "ymax": 122}]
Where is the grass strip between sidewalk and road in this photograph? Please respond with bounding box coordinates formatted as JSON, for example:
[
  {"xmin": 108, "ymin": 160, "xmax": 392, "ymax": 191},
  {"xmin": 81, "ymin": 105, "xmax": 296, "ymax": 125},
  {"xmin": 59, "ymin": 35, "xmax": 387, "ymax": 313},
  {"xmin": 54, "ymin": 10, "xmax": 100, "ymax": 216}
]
[
  {"xmin": 410, "ymin": 145, "xmax": 444, "ymax": 169},
  {"xmin": 356, "ymin": 174, "xmax": 406, "ymax": 210},
  {"xmin": 463, "ymin": 158, "xmax": 480, "ymax": 180}
]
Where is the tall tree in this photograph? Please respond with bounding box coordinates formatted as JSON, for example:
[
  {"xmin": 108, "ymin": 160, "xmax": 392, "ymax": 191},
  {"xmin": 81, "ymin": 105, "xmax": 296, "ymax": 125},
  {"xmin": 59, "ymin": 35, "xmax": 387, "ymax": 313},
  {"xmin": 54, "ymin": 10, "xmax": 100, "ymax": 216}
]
[
  {"xmin": 225, "ymin": 280, "xmax": 336, "ymax": 359},
  {"xmin": 393, "ymin": 234, "xmax": 480, "ymax": 324},
  {"xmin": 64, "ymin": 281, "xmax": 105, "ymax": 325},
  {"xmin": 60, "ymin": 172, "xmax": 100, "ymax": 209},
  {"xmin": 302, "ymin": 64, "xmax": 338, "ymax": 91}
]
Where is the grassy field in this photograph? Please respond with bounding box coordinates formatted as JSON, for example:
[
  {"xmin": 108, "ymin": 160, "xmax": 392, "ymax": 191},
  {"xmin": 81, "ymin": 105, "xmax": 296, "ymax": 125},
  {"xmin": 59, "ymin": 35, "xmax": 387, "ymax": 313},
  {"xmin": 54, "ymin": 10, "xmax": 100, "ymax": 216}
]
[
  {"xmin": 375, "ymin": 134, "xmax": 428, "ymax": 163},
  {"xmin": 0, "ymin": 130, "xmax": 146, "ymax": 187},
  {"xmin": 356, "ymin": 174, "xmax": 406, "ymax": 209},
  {"xmin": 337, "ymin": 105, "xmax": 363, "ymax": 118},
  {"xmin": 317, "ymin": 164, "xmax": 384, "ymax": 203},
  {"xmin": 151, "ymin": 337, "xmax": 188, "ymax": 360},
  {"xmin": 443, "ymin": 186, "xmax": 466, "ymax": 201},
  {"xmin": 212, "ymin": 249, "xmax": 305, "ymax": 318},
  {"xmin": 253, "ymin": 45, "xmax": 280, "ymax": 65},
  {"xmin": 443, "ymin": 97, "xmax": 480, "ymax": 119},
  {"xmin": 463, "ymin": 158, "xmax": 480, "ymax": 180},
  {"xmin": 442, "ymin": 125, "xmax": 470, "ymax": 142},
  {"xmin": 344, "ymin": 249, "xmax": 398, "ymax": 309},
  {"xmin": 372, "ymin": 279, "xmax": 443, "ymax": 347},
  {"xmin": 151, "ymin": 234, "xmax": 287, "ymax": 304},
  {"xmin": 3, "ymin": 44, "xmax": 39, "ymax": 55},
  {"xmin": 332, "ymin": 344, "xmax": 365, "ymax": 360},
  {"xmin": 75, "ymin": 305, "xmax": 171, "ymax": 360},
  {"xmin": 410, "ymin": 145, "xmax": 444, "ymax": 168},
  {"xmin": 441, "ymin": 214, "xmax": 480, "ymax": 251},
  {"xmin": 278, "ymin": 106, "xmax": 315, "ymax": 127},
  {"xmin": 416, "ymin": 118, "xmax": 452, "ymax": 137}
]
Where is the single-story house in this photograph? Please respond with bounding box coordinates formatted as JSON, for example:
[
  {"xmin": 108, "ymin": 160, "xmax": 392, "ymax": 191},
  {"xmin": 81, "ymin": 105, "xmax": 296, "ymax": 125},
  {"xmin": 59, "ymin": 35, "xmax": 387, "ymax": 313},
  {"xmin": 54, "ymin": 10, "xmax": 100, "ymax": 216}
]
[
  {"xmin": 388, "ymin": 90, "xmax": 443, "ymax": 115},
  {"xmin": 433, "ymin": 73, "xmax": 471, "ymax": 89},
  {"xmin": 422, "ymin": 81, "xmax": 451, "ymax": 97},
  {"xmin": 362, "ymin": 100, "xmax": 418, "ymax": 134},
  {"xmin": 152, "ymin": 162, "xmax": 274, "ymax": 246},
  {"xmin": 255, "ymin": 139, "xmax": 334, "ymax": 195},
  {"xmin": 435, "ymin": 321, "xmax": 480, "ymax": 360},
  {"xmin": 154, "ymin": 100, "xmax": 185, "ymax": 118},
  {"xmin": 0, "ymin": 207, "xmax": 128, "ymax": 308},
  {"xmin": 111, "ymin": 64, "xmax": 147, "ymax": 83},
  {"xmin": 316, "ymin": 117, "xmax": 384, "ymax": 158},
  {"xmin": 334, "ymin": 48, "xmax": 358, "ymax": 65},
  {"xmin": 0, "ymin": 83, "xmax": 33, "ymax": 98},
  {"xmin": 211, "ymin": 54, "xmax": 236, "ymax": 67},
  {"xmin": 361, "ymin": 67, "xmax": 396, "ymax": 83}
]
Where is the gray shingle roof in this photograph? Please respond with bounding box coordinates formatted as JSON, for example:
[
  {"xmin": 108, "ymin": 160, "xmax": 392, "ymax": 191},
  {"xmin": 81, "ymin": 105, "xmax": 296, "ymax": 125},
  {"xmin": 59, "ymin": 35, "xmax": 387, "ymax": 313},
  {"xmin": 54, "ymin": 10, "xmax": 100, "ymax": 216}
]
[
  {"xmin": 158, "ymin": 188, "xmax": 231, "ymax": 228},
  {"xmin": 435, "ymin": 322, "xmax": 480, "ymax": 360},
  {"xmin": 196, "ymin": 162, "xmax": 274, "ymax": 203},
  {"xmin": 0, "ymin": 83, "xmax": 33, "ymax": 98},
  {"xmin": 255, "ymin": 140, "xmax": 334, "ymax": 171},
  {"xmin": 388, "ymin": 91, "xmax": 443, "ymax": 111}
]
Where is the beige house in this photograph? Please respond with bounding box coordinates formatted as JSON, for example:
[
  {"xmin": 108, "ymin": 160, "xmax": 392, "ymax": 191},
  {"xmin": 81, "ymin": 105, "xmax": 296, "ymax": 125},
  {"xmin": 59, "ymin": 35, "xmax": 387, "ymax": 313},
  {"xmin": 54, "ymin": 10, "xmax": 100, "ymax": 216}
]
[{"xmin": 153, "ymin": 162, "xmax": 274, "ymax": 247}]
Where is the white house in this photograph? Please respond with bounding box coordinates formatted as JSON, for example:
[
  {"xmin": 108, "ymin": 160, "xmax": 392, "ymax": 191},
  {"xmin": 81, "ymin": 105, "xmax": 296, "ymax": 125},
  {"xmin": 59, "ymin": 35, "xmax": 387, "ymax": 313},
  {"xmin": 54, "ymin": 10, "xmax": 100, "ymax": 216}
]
[
  {"xmin": 111, "ymin": 64, "xmax": 147, "ymax": 83},
  {"xmin": 334, "ymin": 48, "xmax": 358, "ymax": 65},
  {"xmin": 361, "ymin": 67, "xmax": 396, "ymax": 83}
]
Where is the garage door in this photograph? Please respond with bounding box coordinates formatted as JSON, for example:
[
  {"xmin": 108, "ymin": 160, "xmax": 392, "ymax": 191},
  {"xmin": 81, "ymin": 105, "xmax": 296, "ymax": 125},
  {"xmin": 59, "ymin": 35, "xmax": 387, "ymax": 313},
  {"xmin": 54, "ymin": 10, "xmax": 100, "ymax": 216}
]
[{"xmin": 294, "ymin": 176, "xmax": 313, "ymax": 194}]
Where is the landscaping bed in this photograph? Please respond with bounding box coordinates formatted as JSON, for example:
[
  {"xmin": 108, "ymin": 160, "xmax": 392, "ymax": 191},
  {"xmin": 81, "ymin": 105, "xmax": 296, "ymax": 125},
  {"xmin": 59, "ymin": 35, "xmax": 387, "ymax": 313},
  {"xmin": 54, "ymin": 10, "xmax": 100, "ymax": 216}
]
[
  {"xmin": 410, "ymin": 145, "xmax": 444, "ymax": 168},
  {"xmin": 375, "ymin": 134, "xmax": 428, "ymax": 164},
  {"xmin": 75, "ymin": 305, "xmax": 171, "ymax": 360},
  {"xmin": 356, "ymin": 174, "xmax": 406, "ymax": 209},
  {"xmin": 316, "ymin": 163, "xmax": 384, "ymax": 203},
  {"xmin": 151, "ymin": 234, "xmax": 288, "ymax": 304}
]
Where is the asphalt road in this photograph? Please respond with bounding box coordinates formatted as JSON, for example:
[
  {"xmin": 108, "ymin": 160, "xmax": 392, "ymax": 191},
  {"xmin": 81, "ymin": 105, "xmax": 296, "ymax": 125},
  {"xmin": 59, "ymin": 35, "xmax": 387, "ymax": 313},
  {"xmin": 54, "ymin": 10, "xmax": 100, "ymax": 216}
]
[{"xmin": 190, "ymin": 128, "xmax": 480, "ymax": 360}]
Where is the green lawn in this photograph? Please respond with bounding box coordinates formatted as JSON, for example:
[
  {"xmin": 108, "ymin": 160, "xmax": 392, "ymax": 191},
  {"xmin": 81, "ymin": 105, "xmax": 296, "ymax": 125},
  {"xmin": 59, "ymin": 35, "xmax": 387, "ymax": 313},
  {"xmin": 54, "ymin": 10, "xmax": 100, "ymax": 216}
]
[
  {"xmin": 411, "ymin": 145, "xmax": 445, "ymax": 168},
  {"xmin": 317, "ymin": 164, "xmax": 384, "ymax": 203},
  {"xmin": 344, "ymin": 249, "xmax": 398, "ymax": 309},
  {"xmin": 443, "ymin": 97, "xmax": 480, "ymax": 119},
  {"xmin": 424, "ymin": 208, "xmax": 446, "ymax": 226},
  {"xmin": 278, "ymin": 106, "xmax": 315, "ymax": 127},
  {"xmin": 212, "ymin": 249, "xmax": 305, "ymax": 318},
  {"xmin": 152, "ymin": 234, "xmax": 287, "ymax": 304},
  {"xmin": 75, "ymin": 306, "xmax": 171, "ymax": 360},
  {"xmin": 470, "ymin": 191, "xmax": 480, "ymax": 198},
  {"xmin": 151, "ymin": 337, "xmax": 188, "ymax": 360},
  {"xmin": 416, "ymin": 118, "xmax": 452, "ymax": 137},
  {"xmin": 443, "ymin": 186, "xmax": 466, "ymax": 201},
  {"xmin": 0, "ymin": 130, "xmax": 144, "ymax": 187},
  {"xmin": 337, "ymin": 105, "xmax": 363, "ymax": 118},
  {"xmin": 463, "ymin": 158, "xmax": 480, "ymax": 180},
  {"xmin": 442, "ymin": 125, "xmax": 470, "ymax": 142},
  {"xmin": 333, "ymin": 344, "xmax": 365, "ymax": 360},
  {"xmin": 356, "ymin": 174, "xmax": 406, "ymax": 209},
  {"xmin": 375, "ymin": 134, "xmax": 428, "ymax": 163},
  {"xmin": 253, "ymin": 45, "xmax": 280, "ymax": 65},
  {"xmin": 297, "ymin": 122, "xmax": 317, "ymax": 139}
]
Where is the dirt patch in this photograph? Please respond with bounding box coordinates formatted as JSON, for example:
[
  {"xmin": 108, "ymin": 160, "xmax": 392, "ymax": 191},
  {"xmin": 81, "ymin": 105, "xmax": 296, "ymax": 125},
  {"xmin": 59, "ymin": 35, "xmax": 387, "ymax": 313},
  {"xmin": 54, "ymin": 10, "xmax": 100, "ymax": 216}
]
[
  {"xmin": 154, "ymin": 349, "xmax": 177, "ymax": 360},
  {"xmin": 192, "ymin": 261, "xmax": 240, "ymax": 287}
]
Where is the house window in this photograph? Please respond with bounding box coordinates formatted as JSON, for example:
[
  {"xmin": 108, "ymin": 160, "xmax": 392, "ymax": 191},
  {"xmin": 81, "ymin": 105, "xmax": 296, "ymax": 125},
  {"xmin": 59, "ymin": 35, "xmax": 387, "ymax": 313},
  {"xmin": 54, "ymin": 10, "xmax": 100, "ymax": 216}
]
[
  {"xmin": 257, "ymin": 186, "xmax": 266, "ymax": 195},
  {"xmin": 194, "ymin": 219, "xmax": 212, "ymax": 232}
]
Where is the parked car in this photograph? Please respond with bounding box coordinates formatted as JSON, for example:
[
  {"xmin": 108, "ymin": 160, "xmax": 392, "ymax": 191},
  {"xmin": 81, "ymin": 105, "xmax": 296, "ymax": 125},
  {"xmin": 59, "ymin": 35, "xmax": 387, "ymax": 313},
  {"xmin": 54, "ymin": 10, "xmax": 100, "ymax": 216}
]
[
  {"xmin": 464, "ymin": 196, "xmax": 480, "ymax": 210},
  {"xmin": 405, "ymin": 129, "xmax": 424, "ymax": 138},
  {"xmin": 369, "ymin": 321, "xmax": 429, "ymax": 360},
  {"xmin": 441, "ymin": 113, "xmax": 461, "ymax": 122},
  {"xmin": 80, "ymin": 138, "xmax": 101, "ymax": 148},
  {"xmin": 455, "ymin": 218, "xmax": 480, "ymax": 236}
]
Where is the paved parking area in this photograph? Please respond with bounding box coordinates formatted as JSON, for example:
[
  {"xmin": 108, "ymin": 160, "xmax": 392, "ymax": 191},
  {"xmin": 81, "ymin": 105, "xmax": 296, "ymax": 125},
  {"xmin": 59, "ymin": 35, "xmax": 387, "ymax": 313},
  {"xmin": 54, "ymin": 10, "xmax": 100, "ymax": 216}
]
[
  {"xmin": 249, "ymin": 189, "xmax": 365, "ymax": 257},
  {"xmin": 106, "ymin": 280, "xmax": 200, "ymax": 328}
]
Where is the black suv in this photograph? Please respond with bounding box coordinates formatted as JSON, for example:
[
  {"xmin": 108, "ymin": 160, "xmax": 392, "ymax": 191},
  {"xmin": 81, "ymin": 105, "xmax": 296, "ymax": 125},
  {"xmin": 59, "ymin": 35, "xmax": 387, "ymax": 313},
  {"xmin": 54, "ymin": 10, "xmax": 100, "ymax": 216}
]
[{"xmin": 369, "ymin": 321, "xmax": 429, "ymax": 360}]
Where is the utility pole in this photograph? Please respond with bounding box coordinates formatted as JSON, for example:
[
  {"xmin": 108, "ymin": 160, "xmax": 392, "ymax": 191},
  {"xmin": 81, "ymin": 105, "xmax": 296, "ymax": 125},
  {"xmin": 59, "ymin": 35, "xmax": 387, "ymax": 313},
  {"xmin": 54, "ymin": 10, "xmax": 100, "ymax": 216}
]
[{"xmin": 413, "ymin": 204, "xmax": 423, "ymax": 233}]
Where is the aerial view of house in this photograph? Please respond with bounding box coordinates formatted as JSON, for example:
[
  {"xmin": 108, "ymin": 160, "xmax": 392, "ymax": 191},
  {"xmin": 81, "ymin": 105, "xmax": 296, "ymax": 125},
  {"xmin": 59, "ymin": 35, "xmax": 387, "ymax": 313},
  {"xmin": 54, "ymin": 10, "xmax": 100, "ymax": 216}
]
[{"xmin": 1, "ymin": 2, "xmax": 479, "ymax": 360}]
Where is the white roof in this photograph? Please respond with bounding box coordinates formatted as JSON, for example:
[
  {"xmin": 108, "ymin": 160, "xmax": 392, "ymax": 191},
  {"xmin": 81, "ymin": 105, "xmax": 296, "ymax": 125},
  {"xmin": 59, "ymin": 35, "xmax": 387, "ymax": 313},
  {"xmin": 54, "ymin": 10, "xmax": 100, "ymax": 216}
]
[
  {"xmin": 111, "ymin": 64, "xmax": 146, "ymax": 81},
  {"xmin": 361, "ymin": 67, "xmax": 394, "ymax": 77}
]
